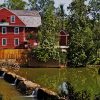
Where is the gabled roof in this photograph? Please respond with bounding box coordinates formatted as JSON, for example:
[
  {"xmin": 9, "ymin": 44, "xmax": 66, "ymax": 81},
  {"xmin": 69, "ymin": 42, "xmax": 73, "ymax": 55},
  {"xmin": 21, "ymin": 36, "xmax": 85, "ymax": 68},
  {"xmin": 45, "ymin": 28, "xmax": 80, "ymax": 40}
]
[
  {"xmin": 19, "ymin": 16, "xmax": 41, "ymax": 27},
  {"xmin": 11, "ymin": 10, "xmax": 40, "ymax": 17},
  {"xmin": 60, "ymin": 30, "xmax": 69, "ymax": 36},
  {"xmin": 11, "ymin": 10, "xmax": 41, "ymax": 27},
  {"xmin": 0, "ymin": 8, "xmax": 41, "ymax": 27}
]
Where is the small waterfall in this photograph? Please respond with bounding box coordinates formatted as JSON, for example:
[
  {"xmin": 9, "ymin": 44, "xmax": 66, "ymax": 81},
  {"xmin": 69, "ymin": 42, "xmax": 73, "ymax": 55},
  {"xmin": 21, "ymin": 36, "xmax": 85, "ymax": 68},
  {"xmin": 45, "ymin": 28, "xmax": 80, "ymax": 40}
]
[
  {"xmin": 14, "ymin": 78, "xmax": 17, "ymax": 85},
  {"xmin": 32, "ymin": 88, "xmax": 38, "ymax": 97},
  {"xmin": 11, "ymin": 78, "xmax": 17, "ymax": 85},
  {"xmin": 0, "ymin": 72, "xmax": 6, "ymax": 78},
  {"xmin": 23, "ymin": 88, "xmax": 38, "ymax": 98}
]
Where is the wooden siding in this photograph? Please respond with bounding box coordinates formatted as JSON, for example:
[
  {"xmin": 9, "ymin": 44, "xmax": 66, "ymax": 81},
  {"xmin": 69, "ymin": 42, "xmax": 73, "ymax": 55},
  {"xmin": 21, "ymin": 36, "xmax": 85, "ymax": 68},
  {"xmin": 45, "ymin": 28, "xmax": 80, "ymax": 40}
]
[
  {"xmin": 0, "ymin": 49, "xmax": 26, "ymax": 59},
  {"xmin": 0, "ymin": 8, "xmax": 25, "ymax": 26},
  {"xmin": 0, "ymin": 27, "xmax": 25, "ymax": 49}
]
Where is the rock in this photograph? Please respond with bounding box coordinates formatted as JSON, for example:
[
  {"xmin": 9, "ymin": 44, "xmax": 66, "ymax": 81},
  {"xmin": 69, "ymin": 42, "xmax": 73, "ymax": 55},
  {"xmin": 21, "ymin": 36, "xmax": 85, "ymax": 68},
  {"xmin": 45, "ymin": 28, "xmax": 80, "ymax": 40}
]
[
  {"xmin": 37, "ymin": 88, "xmax": 60, "ymax": 100},
  {"xmin": 15, "ymin": 76, "xmax": 26, "ymax": 86},
  {"xmin": 16, "ymin": 80, "xmax": 40, "ymax": 95},
  {"xmin": 0, "ymin": 69, "xmax": 60, "ymax": 99},
  {"xmin": 4, "ymin": 72, "xmax": 16, "ymax": 83},
  {"xmin": 0, "ymin": 70, "xmax": 5, "ymax": 77},
  {"xmin": 0, "ymin": 68, "xmax": 8, "ymax": 72},
  {"xmin": 0, "ymin": 68, "xmax": 7, "ymax": 77}
]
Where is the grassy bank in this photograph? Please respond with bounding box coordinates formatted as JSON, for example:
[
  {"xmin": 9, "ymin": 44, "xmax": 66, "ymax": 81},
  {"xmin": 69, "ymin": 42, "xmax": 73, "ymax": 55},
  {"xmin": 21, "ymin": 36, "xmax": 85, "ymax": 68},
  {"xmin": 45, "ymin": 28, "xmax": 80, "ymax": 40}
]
[{"xmin": 15, "ymin": 66, "xmax": 100, "ymax": 99}]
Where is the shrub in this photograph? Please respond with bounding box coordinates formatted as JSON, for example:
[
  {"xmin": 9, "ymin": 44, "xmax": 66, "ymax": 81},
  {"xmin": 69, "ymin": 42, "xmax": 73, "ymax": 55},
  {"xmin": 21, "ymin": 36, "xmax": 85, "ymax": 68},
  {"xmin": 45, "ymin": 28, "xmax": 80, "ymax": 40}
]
[{"xmin": 94, "ymin": 58, "xmax": 100, "ymax": 65}]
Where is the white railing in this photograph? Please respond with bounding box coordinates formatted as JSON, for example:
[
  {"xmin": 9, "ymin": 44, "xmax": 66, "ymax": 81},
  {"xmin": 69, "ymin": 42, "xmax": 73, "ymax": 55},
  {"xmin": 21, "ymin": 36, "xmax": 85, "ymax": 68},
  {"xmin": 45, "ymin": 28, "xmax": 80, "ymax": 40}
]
[{"xmin": 0, "ymin": 22, "xmax": 9, "ymax": 26}]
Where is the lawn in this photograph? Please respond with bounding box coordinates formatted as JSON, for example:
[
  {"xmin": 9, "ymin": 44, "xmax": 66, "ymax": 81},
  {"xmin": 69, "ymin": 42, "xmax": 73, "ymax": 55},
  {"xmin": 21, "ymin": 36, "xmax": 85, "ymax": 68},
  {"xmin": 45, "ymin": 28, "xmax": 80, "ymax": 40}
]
[{"xmin": 15, "ymin": 66, "xmax": 100, "ymax": 100}]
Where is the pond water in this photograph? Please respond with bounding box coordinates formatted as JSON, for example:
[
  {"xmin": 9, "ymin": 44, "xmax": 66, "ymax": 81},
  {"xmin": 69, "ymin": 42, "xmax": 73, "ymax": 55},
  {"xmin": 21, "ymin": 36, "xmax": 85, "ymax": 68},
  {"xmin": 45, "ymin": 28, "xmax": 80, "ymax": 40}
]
[
  {"xmin": 0, "ymin": 67, "xmax": 100, "ymax": 100},
  {"xmin": 17, "ymin": 67, "xmax": 100, "ymax": 99},
  {"xmin": 0, "ymin": 79, "xmax": 37, "ymax": 100}
]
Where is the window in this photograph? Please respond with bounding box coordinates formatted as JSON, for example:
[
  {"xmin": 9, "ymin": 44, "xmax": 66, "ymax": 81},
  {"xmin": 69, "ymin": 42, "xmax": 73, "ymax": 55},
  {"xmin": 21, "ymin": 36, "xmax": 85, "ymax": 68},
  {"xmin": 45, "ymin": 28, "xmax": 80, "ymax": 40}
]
[
  {"xmin": 2, "ymin": 27, "xmax": 7, "ymax": 34},
  {"xmin": 2, "ymin": 38, "xmax": 7, "ymax": 46},
  {"xmin": 11, "ymin": 15, "xmax": 15, "ymax": 23},
  {"xmin": 14, "ymin": 27, "xmax": 19, "ymax": 34},
  {"xmin": 14, "ymin": 38, "xmax": 19, "ymax": 46}
]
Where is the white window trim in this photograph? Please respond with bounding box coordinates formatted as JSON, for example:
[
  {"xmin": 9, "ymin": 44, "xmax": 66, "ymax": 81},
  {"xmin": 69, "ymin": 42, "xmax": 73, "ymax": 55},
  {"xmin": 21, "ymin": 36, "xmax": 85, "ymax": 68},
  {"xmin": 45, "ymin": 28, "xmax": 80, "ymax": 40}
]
[
  {"xmin": 2, "ymin": 27, "xmax": 7, "ymax": 34},
  {"xmin": 14, "ymin": 27, "xmax": 19, "ymax": 34},
  {"xmin": 2, "ymin": 38, "xmax": 7, "ymax": 46},
  {"xmin": 14, "ymin": 38, "xmax": 19, "ymax": 46},
  {"xmin": 10, "ymin": 15, "xmax": 15, "ymax": 23}
]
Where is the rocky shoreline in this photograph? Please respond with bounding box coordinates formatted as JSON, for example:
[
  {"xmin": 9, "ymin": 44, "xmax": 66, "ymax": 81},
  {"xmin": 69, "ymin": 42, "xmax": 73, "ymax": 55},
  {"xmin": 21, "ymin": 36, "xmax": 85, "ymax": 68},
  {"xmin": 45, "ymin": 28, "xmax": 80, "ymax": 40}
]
[{"xmin": 0, "ymin": 68, "xmax": 65, "ymax": 100}]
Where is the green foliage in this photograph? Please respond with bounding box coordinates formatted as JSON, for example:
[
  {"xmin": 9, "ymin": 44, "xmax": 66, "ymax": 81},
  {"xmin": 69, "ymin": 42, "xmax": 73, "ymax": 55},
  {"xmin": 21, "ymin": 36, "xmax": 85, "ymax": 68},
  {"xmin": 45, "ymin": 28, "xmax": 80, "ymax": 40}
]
[
  {"xmin": 28, "ymin": 1, "xmax": 64, "ymax": 63},
  {"xmin": 67, "ymin": 0, "xmax": 96, "ymax": 67},
  {"xmin": 94, "ymin": 58, "xmax": 100, "ymax": 65},
  {"xmin": 2, "ymin": 0, "xmax": 27, "ymax": 10},
  {"xmin": 28, "ymin": 0, "xmax": 54, "ymax": 15},
  {"xmin": 30, "ymin": 46, "xmax": 60, "ymax": 62},
  {"xmin": 89, "ymin": 0, "xmax": 100, "ymax": 21},
  {"xmin": 89, "ymin": 0, "xmax": 100, "ymax": 60}
]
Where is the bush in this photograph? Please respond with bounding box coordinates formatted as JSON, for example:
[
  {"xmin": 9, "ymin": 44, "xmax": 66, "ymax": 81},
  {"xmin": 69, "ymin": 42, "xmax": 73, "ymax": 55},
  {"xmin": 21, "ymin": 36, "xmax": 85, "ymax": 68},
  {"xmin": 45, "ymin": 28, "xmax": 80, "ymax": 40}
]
[
  {"xmin": 28, "ymin": 47, "xmax": 60, "ymax": 62},
  {"xmin": 94, "ymin": 58, "xmax": 100, "ymax": 65}
]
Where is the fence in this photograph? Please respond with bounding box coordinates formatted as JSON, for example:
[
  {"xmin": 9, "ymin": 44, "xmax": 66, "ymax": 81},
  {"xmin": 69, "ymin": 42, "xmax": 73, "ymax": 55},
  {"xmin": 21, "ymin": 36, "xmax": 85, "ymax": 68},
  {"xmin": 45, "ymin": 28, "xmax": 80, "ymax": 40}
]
[{"xmin": 0, "ymin": 49, "xmax": 27, "ymax": 59}]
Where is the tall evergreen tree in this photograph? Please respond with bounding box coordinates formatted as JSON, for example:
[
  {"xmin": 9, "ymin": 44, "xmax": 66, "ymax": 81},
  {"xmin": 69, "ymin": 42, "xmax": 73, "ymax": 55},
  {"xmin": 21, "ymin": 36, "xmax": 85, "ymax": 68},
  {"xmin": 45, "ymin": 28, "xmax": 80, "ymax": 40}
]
[
  {"xmin": 67, "ymin": 0, "xmax": 96, "ymax": 67},
  {"xmin": 30, "ymin": 1, "xmax": 60, "ymax": 62},
  {"xmin": 55, "ymin": 4, "xmax": 67, "ymax": 30},
  {"xmin": 89, "ymin": 0, "xmax": 100, "ymax": 57}
]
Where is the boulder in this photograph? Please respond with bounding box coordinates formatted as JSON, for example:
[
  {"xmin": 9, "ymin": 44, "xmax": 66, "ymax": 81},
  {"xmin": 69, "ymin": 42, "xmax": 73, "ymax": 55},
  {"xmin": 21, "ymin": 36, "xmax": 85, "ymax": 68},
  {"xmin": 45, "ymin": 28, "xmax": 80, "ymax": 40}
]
[
  {"xmin": 15, "ymin": 75, "xmax": 26, "ymax": 86},
  {"xmin": 0, "ymin": 68, "xmax": 7, "ymax": 77},
  {"xmin": 16, "ymin": 80, "xmax": 40, "ymax": 95},
  {"xmin": 37, "ymin": 88, "xmax": 60, "ymax": 100},
  {"xmin": 4, "ymin": 72, "xmax": 16, "ymax": 83},
  {"xmin": 0, "ymin": 68, "xmax": 7, "ymax": 72}
]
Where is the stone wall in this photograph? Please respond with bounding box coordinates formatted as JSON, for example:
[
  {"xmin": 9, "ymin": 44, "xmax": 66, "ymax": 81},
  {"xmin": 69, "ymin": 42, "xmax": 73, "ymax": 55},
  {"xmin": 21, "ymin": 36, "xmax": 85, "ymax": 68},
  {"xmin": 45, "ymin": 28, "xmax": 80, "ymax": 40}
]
[{"xmin": 0, "ymin": 68, "xmax": 61, "ymax": 100}]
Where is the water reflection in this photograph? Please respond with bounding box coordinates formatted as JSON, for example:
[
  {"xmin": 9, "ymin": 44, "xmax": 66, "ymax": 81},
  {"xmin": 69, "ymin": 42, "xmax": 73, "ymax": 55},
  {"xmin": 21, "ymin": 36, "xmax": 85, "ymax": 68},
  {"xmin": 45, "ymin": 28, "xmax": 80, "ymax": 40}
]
[
  {"xmin": 11, "ymin": 96, "xmax": 37, "ymax": 100},
  {"xmin": 0, "ymin": 95, "xmax": 3, "ymax": 100}
]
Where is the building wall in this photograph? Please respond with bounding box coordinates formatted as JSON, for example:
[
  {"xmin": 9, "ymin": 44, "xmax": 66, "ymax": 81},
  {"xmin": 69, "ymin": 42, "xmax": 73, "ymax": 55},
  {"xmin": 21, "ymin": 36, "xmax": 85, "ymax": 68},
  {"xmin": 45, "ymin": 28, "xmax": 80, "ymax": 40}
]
[
  {"xmin": 59, "ymin": 31, "xmax": 69, "ymax": 46},
  {"xmin": 0, "ymin": 8, "xmax": 38, "ymax": 49},
  {"xmin": 0, "ymin": 8, "xmax": 25, "ymax": 26},
  {"xmin": 0, "ymin": 27, "xmax": 25, "ymax": 49}
]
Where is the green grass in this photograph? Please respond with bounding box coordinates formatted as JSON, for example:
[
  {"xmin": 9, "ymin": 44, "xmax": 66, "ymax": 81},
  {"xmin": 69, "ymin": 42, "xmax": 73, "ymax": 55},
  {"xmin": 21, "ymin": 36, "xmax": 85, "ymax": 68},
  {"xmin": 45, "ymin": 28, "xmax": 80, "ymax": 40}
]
[{"xmin": 15, "ymin": 66, "xmax": 100, "ymax": 99}]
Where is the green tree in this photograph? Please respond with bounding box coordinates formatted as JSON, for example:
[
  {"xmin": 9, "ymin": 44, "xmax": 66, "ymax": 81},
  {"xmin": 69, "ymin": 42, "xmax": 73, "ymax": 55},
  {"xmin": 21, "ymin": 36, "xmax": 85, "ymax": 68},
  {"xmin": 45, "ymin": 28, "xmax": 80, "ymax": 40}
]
[
  {"xmin": 28, "ymin": 0, "xmax": 54, "ymax": 15},
  {"xmin": 2, "ymin": 0, "xmax": 27, "ymax": 10},
  {"xmin": 30, "ymin": 1, "xmax": 61, "ymax": 62},
  {"xmin": 55, "ymin": 4, "xmax": 67, "ymax": 30},
  {"xmin": 89, "ymin": 0, "xmax": 100, "ymax": 58},
  {"xmin": 89, "ymin": 0, "xmax": 100, "ymax": 23},
  {"xmin": 67, "ymin": 0, "xmax": 96, "ymax": 67}
]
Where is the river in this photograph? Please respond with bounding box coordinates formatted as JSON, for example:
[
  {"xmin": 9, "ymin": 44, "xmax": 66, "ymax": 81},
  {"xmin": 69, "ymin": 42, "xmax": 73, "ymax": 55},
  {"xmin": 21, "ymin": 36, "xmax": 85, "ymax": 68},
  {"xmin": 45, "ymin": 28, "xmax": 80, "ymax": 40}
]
[{"xmin": 0, "ymin": 78, "xmax": 37, "ymax": 100}]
